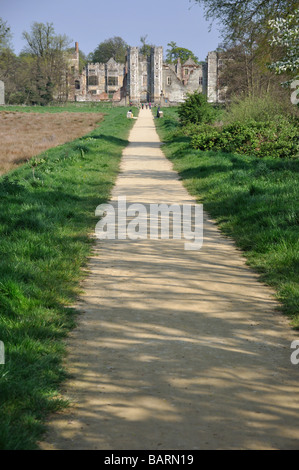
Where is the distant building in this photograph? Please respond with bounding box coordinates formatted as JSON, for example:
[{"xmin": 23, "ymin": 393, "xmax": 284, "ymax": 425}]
[
  {"xmin": 68, "ymin": 43, "xmax": 224, "ymax": 105},
  {"xmin": 0, "ymin": 80, "xmax": 4, "ymax": 105}
]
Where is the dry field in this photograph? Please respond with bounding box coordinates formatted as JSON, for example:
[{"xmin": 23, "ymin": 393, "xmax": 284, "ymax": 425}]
[{"xmin": 0, "ymin": 111, "xmax": 104, "ymax": 174}]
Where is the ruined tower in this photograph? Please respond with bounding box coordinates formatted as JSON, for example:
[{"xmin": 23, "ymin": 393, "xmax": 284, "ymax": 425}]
[
  {"xmin": 127, "ymin": 46, "xmax": 163, "ymax": 104},
  {"xmin": 206, "ymin": 51, "xmax": 218, "ymax": 103},
  {"xmin": 127, "ymin": 47, "xmax": 139, "ymax": 103},
  {"xmin": 150, "ymin": 47, "xmax": 163, "ymax": 103}
]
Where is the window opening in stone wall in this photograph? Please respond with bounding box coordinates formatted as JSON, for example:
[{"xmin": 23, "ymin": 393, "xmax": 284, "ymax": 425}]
[
  {"xmin": 167, "ymin": 76, "xmax": 172, "ymax": 86},
  {"xmin": 108, "ymin": 77, "xmax": 118, "ymax": 86},
  {"xmin": 75, "ymin": 80, "xmax": 80, "ymax": 90},
  {"xmin": 88, "ymin": 76, "xmax": 98, "ymax": 86}
]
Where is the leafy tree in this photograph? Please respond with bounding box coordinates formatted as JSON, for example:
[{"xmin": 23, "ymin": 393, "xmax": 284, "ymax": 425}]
[
  {"xmin": 91, "ymin": 36, "xmax": 128, "ymax": 63},
  {"xmin": 0, "ymin": 17, "xmax": 12, "ymax": 50},
  {"xmin": 140, "ymin": 35, "xmax": 154, "ymax": 56},
  {"xmin": 22, "ymin": 22, "xmax": 71, "ymax": 104},
  {"xmin": 166, "ymin": 42, "xmax": 199, "ymax": 64},
  {"xmin": 0, "ymin": 19, "xmax": 25, "ymax": 103},
  {"xmin": 217, "ymin": 33, "xmax": 289, "ymax": 99},
  {"xmin": 192, "ymin": 0, "xmax": 298, "ymax": 41},
  {"xmin": 268, "ymin": 9, "xmax": 299, "ymax": 80},
  {"xmin": 22, "ymin": 22, "xmax": 70, "ymax": 58},
  {"xmin": 191, "ymin": 0, "xmax": 298, "ymax": 101},
  {"xmin": 178, "ymin": 91, "xmax": 216, "ymax": 124}
]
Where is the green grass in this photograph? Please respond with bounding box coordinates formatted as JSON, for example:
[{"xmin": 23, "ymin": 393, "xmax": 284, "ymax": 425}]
[
  {"xmin": 0, "ymin": 105, "xmax": 137, "ymax": 449},
  {"xmin": 155, "ymin": 107, "xmax": 299, "ymax": 329}
]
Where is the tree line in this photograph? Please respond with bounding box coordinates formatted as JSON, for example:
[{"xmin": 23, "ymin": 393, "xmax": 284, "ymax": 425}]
[{"xmin": 193, "ymin": 0, "xmax": 298, "ymax": 101}]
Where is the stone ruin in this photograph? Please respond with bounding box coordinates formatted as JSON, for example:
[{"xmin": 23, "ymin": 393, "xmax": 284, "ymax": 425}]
[{"xmin": 67, "ymin": 43, "xmax": 225, "ymax": 105}]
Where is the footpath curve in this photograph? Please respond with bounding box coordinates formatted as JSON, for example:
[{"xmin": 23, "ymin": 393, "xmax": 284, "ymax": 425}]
[{"xmin": 40, "ymin": 108, "xmax": 299, "ymax": 450}]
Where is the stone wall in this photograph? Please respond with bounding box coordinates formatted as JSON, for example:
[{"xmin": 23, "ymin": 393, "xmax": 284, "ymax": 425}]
[
  {"xmin": 162, "ymin": 66, "xmax": 186, "ymax": 103},
  {"xmin": 74, "ymin": 58, "xmax": 125, "ymax": 101},
  {"xmin": 161, "ymin": 60, "xmax": 203, "ymax": 104}
]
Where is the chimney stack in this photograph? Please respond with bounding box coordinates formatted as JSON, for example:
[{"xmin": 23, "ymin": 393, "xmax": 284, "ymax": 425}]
[{"xmin": 75, "ymin": 42, "xmax": 79, "ymax": 53}]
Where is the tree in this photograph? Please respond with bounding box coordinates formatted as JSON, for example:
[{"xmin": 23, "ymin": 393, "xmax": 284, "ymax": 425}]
[
  {"xmin": 192, "ymin": 0, "xmax": 299, "ymax": 41},
  {"xmin": 217, "ymin": 30, "xmax": 288, "ymax": 99},
  {"xmin": 166, "ymin": 42, "xmax": 199, "ymax": 64},
  {"xmin": 139, "ymin": 35, "xmax": 154, "ymax": 56},
  {"xmin": 22, "ymin": 22, "xmax": 71, "ymax": 104},
  {"xmin": 178, "ymin": 91, "xmax": 216, "ymax": 124},
  {"xmin": 91, "ymin": 36, "xmax": 128, "ymax": 63},
  {"xmin": 268, "ymin": 9, "xmax": 299, "ymax": 80},
  {"xmin": 23, "ymin": 22, "xmax": 70, "ymax": 58},
  {"xmin": 0, "ymin": 19, "xmax": 23, "ymax": 103},
  {"xmin": 192, "ymin": 0, "xmax": 298, "ymax": 100},
  {"xmin": 0, "ymin": 17, "xmax": 12, "ymax": 50}
]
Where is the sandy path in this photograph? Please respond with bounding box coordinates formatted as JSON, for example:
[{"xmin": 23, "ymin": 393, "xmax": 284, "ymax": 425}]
[{"xmin": 40, "ymin": 108, "xmax": 299, "ymax": 450}]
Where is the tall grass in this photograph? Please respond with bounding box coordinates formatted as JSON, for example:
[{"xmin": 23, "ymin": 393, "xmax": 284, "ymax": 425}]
[
  {"xmin": 0, "ymin": 105, "xmax": 137, "ymax": 449},
  {"xmin": 223, "ymin": 93, "xmax": 298, "ymax": 124}
]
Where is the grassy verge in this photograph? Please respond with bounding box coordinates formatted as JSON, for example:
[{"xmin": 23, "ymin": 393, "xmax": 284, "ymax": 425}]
[
  {"xmin": 155, "ymin": 107, "xmax": 299, "ymax": 329},
  {"xmin": 0, "ymin": 105, "xmax": 137, "ymax": 449}
]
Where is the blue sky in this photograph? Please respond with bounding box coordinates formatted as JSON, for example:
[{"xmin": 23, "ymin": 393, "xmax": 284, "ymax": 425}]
[{"xmin": 1, "ymin": 0, "xmax": 222, "ymax": 61}]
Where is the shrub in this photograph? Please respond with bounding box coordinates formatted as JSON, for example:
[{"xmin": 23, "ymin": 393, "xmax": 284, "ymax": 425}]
[
  {"xmin": 191, "ymin": 118, "xmax": 299, "ymax": 158},
  {"xmin": 178, "ymin": 91, "xmax": 216, "ymax": 125},
  {"xmin": 191, "ymin": 127, "xmax": 222, "ymax": 151},
  {"xmin": 180, "ymin": 121, "xmax": 215, "ymax": 137}
]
